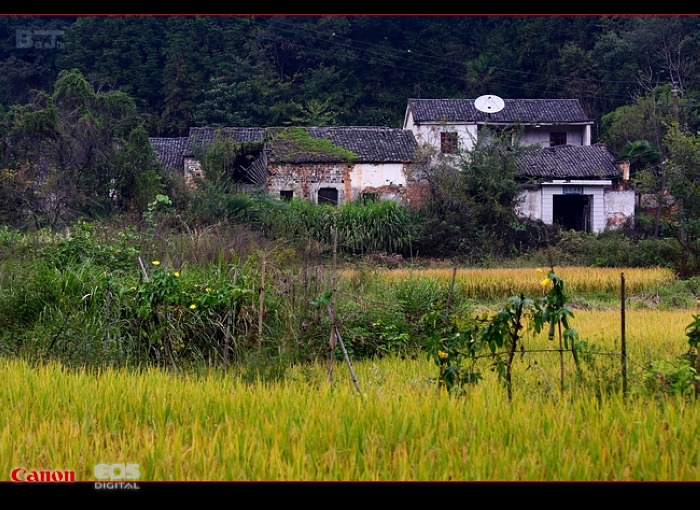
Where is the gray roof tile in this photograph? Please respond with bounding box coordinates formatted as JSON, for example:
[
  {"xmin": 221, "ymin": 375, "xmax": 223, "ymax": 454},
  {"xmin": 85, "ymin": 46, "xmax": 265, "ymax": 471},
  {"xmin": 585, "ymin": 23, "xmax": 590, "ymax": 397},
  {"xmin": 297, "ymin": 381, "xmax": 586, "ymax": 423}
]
[
  {"xmin": 183, "ymin": 127, "xmax": 266, "ymax": 156},
  {"xmin": 266, "ymin": 126, "xmax": 418, "ymax": 163},
  {"xmin": 515, "ymin": 144, "xmax": 619, "ymax": 179},
  {"xmin": 149, "ymin": 137, "xmax": 187, "ymax": 172},
  {"xmin": 407, "ymin": 98, "xmax": 592, "ymax": 124}
]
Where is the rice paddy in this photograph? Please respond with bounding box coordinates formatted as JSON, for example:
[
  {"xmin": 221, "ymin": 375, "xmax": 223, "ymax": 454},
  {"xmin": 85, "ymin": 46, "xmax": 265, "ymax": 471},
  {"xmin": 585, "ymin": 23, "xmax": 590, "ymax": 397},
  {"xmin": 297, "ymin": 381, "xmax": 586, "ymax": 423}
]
[
  {"xmin": 343, "ymin": 266, "xmax": 677, "ymax": 301},
  {"xmin": 2, "ymin": 269, "xmax": 698, "ymax": 481},
  {"xmin": 1, "ymin": 351, "xmax": 698, "ymax": 481}
]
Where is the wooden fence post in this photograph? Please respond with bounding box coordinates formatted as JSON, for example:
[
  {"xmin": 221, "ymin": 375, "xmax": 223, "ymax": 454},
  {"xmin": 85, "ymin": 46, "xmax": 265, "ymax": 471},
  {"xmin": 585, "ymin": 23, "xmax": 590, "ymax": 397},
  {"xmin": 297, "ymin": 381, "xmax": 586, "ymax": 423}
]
[{"xmin": 621, "ymin": 272, "xmax": 627, "ymax": 398}]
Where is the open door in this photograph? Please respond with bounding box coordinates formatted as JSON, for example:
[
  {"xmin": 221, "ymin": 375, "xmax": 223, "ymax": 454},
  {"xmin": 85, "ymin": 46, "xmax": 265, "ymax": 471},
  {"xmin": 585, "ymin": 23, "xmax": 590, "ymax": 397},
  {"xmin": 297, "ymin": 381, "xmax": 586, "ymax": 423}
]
[{"xmin": 553, "ymin": 194, "xmax": 591, "ymax": 232}]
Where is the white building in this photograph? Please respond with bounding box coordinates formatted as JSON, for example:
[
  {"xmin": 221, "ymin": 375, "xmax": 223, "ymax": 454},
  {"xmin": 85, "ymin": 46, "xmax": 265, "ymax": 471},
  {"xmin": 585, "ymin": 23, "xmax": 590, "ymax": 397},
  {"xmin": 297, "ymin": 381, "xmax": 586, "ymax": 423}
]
[{"xmin": 403, "ymin": 98, "xmax": 633, "ymax": 233}]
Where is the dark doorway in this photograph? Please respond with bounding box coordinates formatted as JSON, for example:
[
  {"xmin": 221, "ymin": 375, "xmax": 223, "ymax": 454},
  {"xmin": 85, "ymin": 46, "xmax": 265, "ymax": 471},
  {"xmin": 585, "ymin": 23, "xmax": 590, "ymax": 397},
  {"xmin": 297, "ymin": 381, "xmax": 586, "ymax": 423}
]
[
  {"xmin": 553, "ymin": 194, "xmax": 590, "ymax": 231},
  {"xmin": 318, "ymin": 187, "xmax": 339, "ymax": 205}
]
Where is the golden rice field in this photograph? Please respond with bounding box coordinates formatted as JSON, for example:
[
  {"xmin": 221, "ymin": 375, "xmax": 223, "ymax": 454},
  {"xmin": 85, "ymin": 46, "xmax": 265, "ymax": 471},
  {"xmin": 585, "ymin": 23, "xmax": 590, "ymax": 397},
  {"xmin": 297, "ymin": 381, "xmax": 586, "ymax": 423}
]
[
  {"xmin": 2, "ymin": 266, "xmax": 697, "ymax": 482},
  {"xmin": 342, "ymin": 266, "xmax": 677, "ymax": 300},
  {"xmin": 1, "ymin": 306, "xmax": 698, "ymax": 482}
]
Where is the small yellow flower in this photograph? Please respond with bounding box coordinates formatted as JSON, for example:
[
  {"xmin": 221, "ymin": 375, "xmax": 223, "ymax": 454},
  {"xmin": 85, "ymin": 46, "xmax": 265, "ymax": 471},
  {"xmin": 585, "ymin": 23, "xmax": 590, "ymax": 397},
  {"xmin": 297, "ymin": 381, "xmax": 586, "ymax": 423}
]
[
  {"xmin": 152, "ymin": 260, "xmax": 160, "ymax": 266},
  {"xmin": 205, "ymin": 287, "xmax": 211, "ymax": 293},
  {"xmin": 438, "ymin": 350, "xmax": 449, "ymax": 359},
  {"xmin": 173, "ymin": 271, "xmax": 180, "ymax": 278},
  {"xmin": 189, "ymin": 304, "xmax": 197, "ymax": 310},
  {"xmin": 540, "ymin": 277, "xmax": 552, "ymax": 287}
]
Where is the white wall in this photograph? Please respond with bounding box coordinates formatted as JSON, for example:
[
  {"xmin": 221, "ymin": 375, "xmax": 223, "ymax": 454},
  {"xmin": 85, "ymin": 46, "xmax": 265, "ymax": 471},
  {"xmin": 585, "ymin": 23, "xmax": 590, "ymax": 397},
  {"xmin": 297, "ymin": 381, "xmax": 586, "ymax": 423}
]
[
  {"xmin": 350, "ymin": 162, "xmax": 407, "ymax": 189},
  {"xmin": 518, "ymin": 182, "xmax": 633, "ymax": 234},
  {"xmin": 407, "ymin": 121, "xmax": 478, "ymax": 153},
  {"xmin": 605, "ymin": 190, "xmax": 636, "ymax": 228},
  {"xmin": 515, "ymin": 189, "xmax": 542, "ymax": 219},
  {"xmin": 542, "ymin": 184, "xmax": 606, "ymax": 233},
  {"xmin": 519, "ymin": 125, "xmax": 588, "ymax": 147}
]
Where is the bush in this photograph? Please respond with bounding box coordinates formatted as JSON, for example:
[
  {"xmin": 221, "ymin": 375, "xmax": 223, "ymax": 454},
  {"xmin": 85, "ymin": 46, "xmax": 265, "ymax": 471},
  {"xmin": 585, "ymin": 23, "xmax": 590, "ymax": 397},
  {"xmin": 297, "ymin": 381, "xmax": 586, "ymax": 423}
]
[{"xmin": 642, "ymin": 356, "xmax": 698, "ymax": 398}]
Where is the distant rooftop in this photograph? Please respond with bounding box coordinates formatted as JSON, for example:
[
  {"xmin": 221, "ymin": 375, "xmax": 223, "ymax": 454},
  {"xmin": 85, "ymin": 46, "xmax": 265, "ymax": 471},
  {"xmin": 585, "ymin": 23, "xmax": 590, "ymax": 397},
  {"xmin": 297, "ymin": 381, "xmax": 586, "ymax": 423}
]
[
  {"xmin": 183, "ymin": 127, "xmax": 266, "ymax": 156},
  {"xmin": 266, "ymin": 126, "xmax": 418, "ymax": 164},
  {"xmin": 406, "ymin": 98, "xmax": 593, "ymax": 125},
  {"xmin": 516, "ymin": 144, "xmax": 619, "ymax": 180},
  {"xmin": 149, "ymin": 137, "xmax": 187, "ymax": 173}
]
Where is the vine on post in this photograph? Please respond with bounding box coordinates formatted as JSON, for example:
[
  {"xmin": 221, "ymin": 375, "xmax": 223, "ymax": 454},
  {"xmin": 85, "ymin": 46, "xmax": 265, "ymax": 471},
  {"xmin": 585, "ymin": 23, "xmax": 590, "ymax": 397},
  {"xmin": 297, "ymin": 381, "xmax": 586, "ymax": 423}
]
[{"xmin": 427, "ymin": 269, "xmax": 582, "ymax": 400}]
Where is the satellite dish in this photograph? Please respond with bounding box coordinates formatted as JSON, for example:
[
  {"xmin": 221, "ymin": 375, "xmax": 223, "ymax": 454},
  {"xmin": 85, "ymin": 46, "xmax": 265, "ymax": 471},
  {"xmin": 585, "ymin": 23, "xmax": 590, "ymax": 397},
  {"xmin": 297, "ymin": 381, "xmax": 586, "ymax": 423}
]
[{"xmin": 474, "ymin": 94, "xmax": 505, "ymax": 114}]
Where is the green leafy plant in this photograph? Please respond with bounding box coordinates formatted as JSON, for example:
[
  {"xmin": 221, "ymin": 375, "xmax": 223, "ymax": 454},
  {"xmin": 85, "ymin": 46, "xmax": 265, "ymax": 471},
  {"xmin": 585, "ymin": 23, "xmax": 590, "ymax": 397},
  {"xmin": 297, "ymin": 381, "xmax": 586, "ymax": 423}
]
[
  {"xmin": 531, "ymin": 269, "xmax": 583, "ymax": 390},
  {"xmin": 684, "ymin": 312, "xmax": 700, "ymax": 396},
  {"xmin": 642, "ymin": 357, "xmax": 698, "ymax": 397},
  {"xmin": 424, "ymin": 310, "xmax": 482, "ymax": 394},
  {"xmin": 426, "ymin": 270, "xmax": 585, "ymax": 399}
]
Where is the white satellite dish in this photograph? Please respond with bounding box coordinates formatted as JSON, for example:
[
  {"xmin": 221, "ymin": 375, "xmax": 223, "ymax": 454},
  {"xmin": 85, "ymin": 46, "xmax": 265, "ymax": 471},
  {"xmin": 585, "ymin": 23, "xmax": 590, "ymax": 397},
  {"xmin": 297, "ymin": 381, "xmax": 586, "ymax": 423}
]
[{"xmin": 474, "ymin": 94, "xmax": 505, "ymax": 114}]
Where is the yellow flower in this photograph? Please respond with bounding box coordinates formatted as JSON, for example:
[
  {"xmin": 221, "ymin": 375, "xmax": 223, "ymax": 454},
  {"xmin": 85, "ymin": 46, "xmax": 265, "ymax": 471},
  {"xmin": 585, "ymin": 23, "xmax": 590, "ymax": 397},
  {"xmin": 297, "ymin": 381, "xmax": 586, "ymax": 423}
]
[
  {"xmin": 438, "ymin": 350, "xmax": 449, "ymax": 359},
  {"xmin": 173, "ymin": 271, "xmax": 180, "ymax": 278},
  {"xmin": 152, "ymin": 260, "xmax": 160, "ymax": 266},
  {"xmin": 205, "ymin": 287, "xmax": 211, "ymax": 293},
  {"xmin": 540, "ymin": 277, "xmax": 552, "ymax": 287},
  {"xmin": 189, "ymin": 304, "xmax": 197, "ymax": 310}
]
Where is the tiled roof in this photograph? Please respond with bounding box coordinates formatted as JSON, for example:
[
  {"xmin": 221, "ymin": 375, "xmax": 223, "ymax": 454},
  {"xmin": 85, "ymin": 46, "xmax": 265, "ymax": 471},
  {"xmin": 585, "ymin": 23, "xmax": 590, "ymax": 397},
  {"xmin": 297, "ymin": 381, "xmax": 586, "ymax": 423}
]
[
  {"xmin": 151, "ymin": 126, "xmax": 616, "ymax": 181},
  {"xmin": 515, "ymin": 144, "xmax": 619, "ymax": 179},
  {"xmin": 407, "ymin": 98, "xmax": 592, "ymax": 125},
  {"xmin": 266, "ymin": 126, "xmax": 418, "ymax": 163},
  {"xmin": 149, "ymin": 137, "xmax": 187, "ymax": 172},
  {"xmin": 183, "ymin": 127, "xmax": 266, "ymax": 156}
]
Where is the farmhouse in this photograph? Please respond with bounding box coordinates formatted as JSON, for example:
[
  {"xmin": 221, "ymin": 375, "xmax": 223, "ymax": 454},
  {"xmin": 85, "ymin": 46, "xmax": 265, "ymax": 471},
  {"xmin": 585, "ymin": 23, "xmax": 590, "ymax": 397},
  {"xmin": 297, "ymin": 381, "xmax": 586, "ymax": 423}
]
[
  {"xmin": 402, "ymin": 98, "xmax": 634, "ymax": 233},
  {"xmin": 515, "ymin": 143, "xmax": 633, "ymax": 233},
  {"xmin": 264, "ymin": 126, "xmax": 419, "ymax": 207},
  {"xmin": 149, "ymin": 97, "xmax": 635, "ymax": 233},
  {"xmin": 153, "ymin": 125, "xmax": 422, "ymax": 208},
  {"xmin": 403, "ymin": 97, "xmax": 594, "ymax": 152}
]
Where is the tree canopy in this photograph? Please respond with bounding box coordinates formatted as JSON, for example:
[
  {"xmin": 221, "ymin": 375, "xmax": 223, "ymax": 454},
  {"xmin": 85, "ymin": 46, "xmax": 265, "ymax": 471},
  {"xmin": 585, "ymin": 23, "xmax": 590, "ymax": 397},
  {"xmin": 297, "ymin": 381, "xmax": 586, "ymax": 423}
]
[{"xmin": 1, "ymin": 16, "xmax": 699, "ymax": 138}]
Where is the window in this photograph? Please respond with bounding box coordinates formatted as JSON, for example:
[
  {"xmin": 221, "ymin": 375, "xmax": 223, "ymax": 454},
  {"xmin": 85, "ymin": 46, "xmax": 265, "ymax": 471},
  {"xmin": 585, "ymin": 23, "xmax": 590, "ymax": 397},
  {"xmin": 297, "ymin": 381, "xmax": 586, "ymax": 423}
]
[
  {"xmin": 280, "ymin": 190, "xmax": 293, "ymax": 201},
  {"xmin": 318, "ymin": 187, "xmax": 338, "ymax": 206},
  {"xmin": 440, "ymin": 132, "xmax": 458, "ymax": 154},
  {"xmin": 550, "ymin": 132, "xmax": 567, "ymax": 146}
]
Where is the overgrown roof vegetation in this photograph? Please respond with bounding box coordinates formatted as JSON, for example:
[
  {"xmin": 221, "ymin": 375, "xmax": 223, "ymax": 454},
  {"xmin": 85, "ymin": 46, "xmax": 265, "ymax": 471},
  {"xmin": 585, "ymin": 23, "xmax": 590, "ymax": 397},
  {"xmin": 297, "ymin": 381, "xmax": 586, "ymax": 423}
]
[{"xmin": 266, "ymin": 127, "xmax": 358, "ymax": 163}]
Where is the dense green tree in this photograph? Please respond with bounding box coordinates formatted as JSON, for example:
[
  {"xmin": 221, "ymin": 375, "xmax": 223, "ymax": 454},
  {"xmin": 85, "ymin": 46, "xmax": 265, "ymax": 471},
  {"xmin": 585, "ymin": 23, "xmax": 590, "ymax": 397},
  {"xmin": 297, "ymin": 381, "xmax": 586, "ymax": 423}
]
[
  {"xmin": 663, "ymin": 126, "xmax": 700, "ymax": 275},
  {"xmin": 8, "ymin": 15, "xmax": 699, "ymax": 137},
  {"xmin": 0, "ymin": 69, "xmax": 157, "ymax": 228},
  {"xmin": 600, "ymin": 86, "xmax": 675, "ymax": 157},
  {"xmin": 416, "ymin": 129, "xmax": 531, "ymax": 261},
  {"xmin": 0, "ymin": 17, "xmax": 72, "ymax": 108},
  {"xmin": 158, "ymin": 17, "xmax": 211, "ymax": 136},
  {"xmin": 57, "ymin": 17, "xmax": 166, "ymax": 113}
]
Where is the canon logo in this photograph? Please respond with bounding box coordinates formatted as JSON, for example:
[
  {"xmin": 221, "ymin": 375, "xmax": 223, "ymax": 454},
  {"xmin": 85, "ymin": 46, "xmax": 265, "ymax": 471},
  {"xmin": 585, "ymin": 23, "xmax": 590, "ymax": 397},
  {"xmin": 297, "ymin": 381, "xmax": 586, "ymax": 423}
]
[{"xmin": 11, "ymin": 467, "xmax": 75, "ymax": 482}]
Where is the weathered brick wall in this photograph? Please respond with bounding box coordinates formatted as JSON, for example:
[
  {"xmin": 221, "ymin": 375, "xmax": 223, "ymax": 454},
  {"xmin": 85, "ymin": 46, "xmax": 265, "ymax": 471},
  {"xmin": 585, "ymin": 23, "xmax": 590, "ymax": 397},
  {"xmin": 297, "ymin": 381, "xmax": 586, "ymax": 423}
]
[
  {"xmin": 267, "ymin": 163, "xmax": 348, "ymax": 203},
  {"xmin": 404, "ymin": 182, "xmax": 430, "ymax": 210},
  {"xmin": 184, "ymin": 156, "xmax": 203, "ymax": 187}
]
